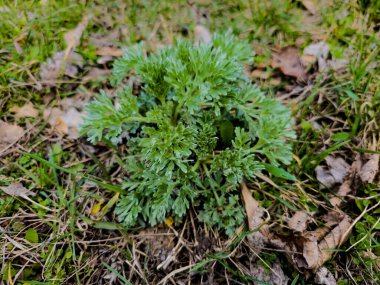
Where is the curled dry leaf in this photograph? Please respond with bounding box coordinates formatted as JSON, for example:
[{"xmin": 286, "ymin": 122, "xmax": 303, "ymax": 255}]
[
  {"xmin": 314, "ymin": 267, "xmax": 337, "ymax": 285},
  {"xmin": 358, "ymin": 153, "xmax": 379, "ymax": 183},
  {"xmin": 315, "ymin": 156, "xmax": 350, "ymax": 188},
  {"xmin": 270, "ymin": 47, "xmax": 307, "ymax": 81},
  {"xmin": 194, "ymin": 25, "xmax": 212, "ymax": 44},
  {"xmin": 304, "ymin": 214, "xmax": 351, "ymax": 270},
  {"xmin": 0, "ymin": 120, "xmax": 24, "ymax": 150},
  {"xmin": 241, "ymin": 181, "xmax": 269, "ymax": 253},
  {"xmin": 10, "ymin": 102, "xmax": 38, "ymax": 119},
  {"xmin": 0, "ymin": 183, "xmax": 36, "ymax": 197},
  {"xmin": 288, "ymin": 211, "xmax": 310, "ymax": 232}
]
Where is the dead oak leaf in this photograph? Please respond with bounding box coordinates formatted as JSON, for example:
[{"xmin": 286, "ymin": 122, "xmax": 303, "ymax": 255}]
[
  {"xmin": 10, "ymin": 102, "xmax": 38, "ymax": 119},
  {"xmin": 271, "ymin": 47, "xmax": 307, "ymax": 81},
  {"xmin": 0, "ymin": 183, "xmax": 36, "ymax": 197}
]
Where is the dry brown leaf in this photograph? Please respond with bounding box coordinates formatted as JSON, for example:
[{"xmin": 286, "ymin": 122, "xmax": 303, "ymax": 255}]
[
  {"xmin": 316, "ymin": 156, "xmax": 350, "ymax": 188},
  {"xmin": 64, "ymin": 14, "xmax": 90, "ymax": 52},
  {"xmin": 241, "ymin": 181, "xmax": 268, "ymax": 252},
  {"xmin": 249, "ymin": 261, "xmax": 289, "ymax": 285},
  {"xmin": 271, "ymin": 47, "xmax": 307, "ymax": 81},
  {"xmin": 82, "ymin": 68, "xmax": 111, "ymax": 83},
  {"xmin": 95, "ymin": 47, "xmax": 123, "ymax": 57},
  {"xmin": 325, "ymin": 156, "xmax": 350, "ymax": 183},
  {"xmin": 194, "ymin": 25, "xmax": 212, "ymax": 44},
  {"xmin": 358, "ymin": 154, "xmax": 379, "ymax": 183},
  {"xmin": 288, "ymin": 211, "xmax": 310, "ymax": 232},
  {"xmin": 303, "ymin": 42, "xmax": 329, "ymax": 72},
  {"xmin": 314, "ymin": 214, "xmax": 351, "ymax": 269},
  {"xmin": 44, "ymin": 106, "xmax": 84, "ymax": 139},
  {"xmin": 0, "ymin": 183, "xmax": 36, "ymax": 197},
  {"xmin": 329, "ymin": 180, "xmax": 352, "ymax": 207},
  {"xmin": 300, "ymin": 0, "xmax": 318, "ymax": 15},
  {"xmin": 40, "ymin": 51, "xmax": 84, "ymax": 84},
  {"xmin": 314, "ymin": 267, "xmax": 337, "ymax": 285},
  {"xmin": 0, "ymin": 120, "xmax": 24, "ymax": 150},
  {"xmin": 10, "ymin": 102, "xmax": 38, "ymax": 119},
  {"xmin": 250, "ymin": 69, "xmax": 270, "ymax": 80}
]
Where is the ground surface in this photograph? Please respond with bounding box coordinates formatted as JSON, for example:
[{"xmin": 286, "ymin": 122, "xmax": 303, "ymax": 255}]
[{"xmin": 0, "ymin": 1, "xmax": 380, "ymax": 284}]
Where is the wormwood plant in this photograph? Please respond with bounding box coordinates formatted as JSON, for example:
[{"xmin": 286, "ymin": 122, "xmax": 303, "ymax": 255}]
[{"xmin": 81, "ymin": 33, "xmax": 295, "ymax": 235}]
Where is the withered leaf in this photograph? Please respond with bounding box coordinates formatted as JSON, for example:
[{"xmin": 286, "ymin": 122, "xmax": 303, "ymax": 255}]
[
  {"xmin": 288, "ymin": 211, "xmax": 310, "ymax": 232},
  {"xmin": 316, "ymin": 156, "xmax": 350, "ymax": 188},
  {"xmin": 64, "ymin": 14, "xmax": 90, "ymax": 51},
  {"xmin": 0, "ymin": 120, "xmax": 24, "ymax": 150},
  {"xmin": 314, "ymin": 267, "xmax": 337, "ymax": 285},
  {"xmin": 0, "ymin": 183, "xmax": 36, "ymax": 197},
  {"xmin": 10, "ymin": 102, "xmax": 38, "ymax": 119},
  {"xmin": 271, "ymin": 47, "xmax": 307, "ymax": 81},
  {"xmin": 358, "ymin": 154, "xmax": 379, "ymax": 183},
  {"xmin": 241, "ymin": 181, "xmax": 268, "ymax": 252}
]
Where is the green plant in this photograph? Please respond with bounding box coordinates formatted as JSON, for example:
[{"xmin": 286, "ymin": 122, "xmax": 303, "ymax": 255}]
[{"xmin": 81, "ymin": 33, "xmax": 295, "ymax": 235}]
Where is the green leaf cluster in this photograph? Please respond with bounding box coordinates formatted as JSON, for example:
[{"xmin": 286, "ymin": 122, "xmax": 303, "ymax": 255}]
[{"xmin": 81, "ymin": 33, "xmax": 295, "ymax": 235}]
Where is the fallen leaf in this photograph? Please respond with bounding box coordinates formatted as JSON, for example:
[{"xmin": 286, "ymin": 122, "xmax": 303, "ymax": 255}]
[
  {"xmin": 300, "ymin": 0, "xmax": 318, "ymax": 15},
  {"xmin": 358, "ymin": 153, "xmax": 379, "ymax": 183},
  {"xmin": 314, "ymin": 267, "xmax": 337, "ymax": 285},
  {"xmin": 194, "ymin": 25, "xmax": 212, "ymax": 44},
  {"xmin": 288, "ymin": 211, "xmax": 310, "ymax": 232},
  {"xmin": 325, "ymin": 156, "xmax": 350, "ymax": 183},
  {"xmin": 329, "ymin": 180, "xmax": 351, "ymax": 207},
  {"xmin": 249, "ymin": 261, "xmax": 289, "ymax": 285},
  {"xmin": 313, "ymin": 214, "xmax": 351, "ymax": 269},
  {"xmin": 44, "ymin": 106, "xmax": 84, "ymax": 139},
  {"xmin": 64, "ymin": 14, "xmax": 89, "ymax": 52},
  {"xmin": 315, "ymin": 156, "xmax": 350, "ymax": 188},
  {"xmin": 95, "ymin": 47, "xmax": 123, "ymax": 57},
  {"xmin": 250, "ymin": 69, "xmax": 270, "ymax": 80},
  {"xmin": 40, "ymin": 51, "xmax": 84, "ymax": 84},
  {"xmin": 271, "ymin": 47, "xmax": 307, "ymax": 81},
  {"xmin": 0, "ymin": 183, "xmax": 36, "ymax": 197},
  {"xmin": 0, "ymin": 121, "xmax": 24, "ymax": 150},
  {"xmin": 10, "ymin": 102, "xmax": 38, "ymax": 119},
  {"xmin": 241, "ymin": 181, "xmax": 268, "ymax": 252},
  {"xmin": 82, "ymin": 68, "xmax": 111, "ymax": 83},
  {"xmin": 328, "ymin": 57, "xmax": 349, "ymax": 71},
  {"xmin": 303, "ymin": 42, "xmax": 329, "ymax": 72}
]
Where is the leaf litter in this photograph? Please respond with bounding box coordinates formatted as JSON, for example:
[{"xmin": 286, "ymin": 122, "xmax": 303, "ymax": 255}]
[
  {"xmin": 270, "ymin": 46, "xmax": 307, "ymax": 81},
  {"xmin": 39, "ymin": 15, "xmax": 89, "ymax": 85},
  {"xmin": 0, "ymin": 120, "xmax": 24, "ymax": 151}
]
